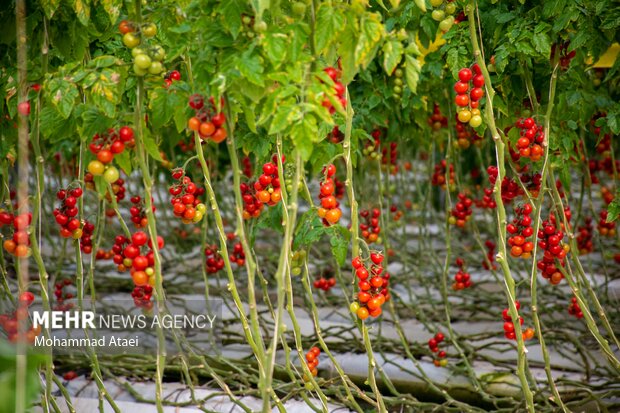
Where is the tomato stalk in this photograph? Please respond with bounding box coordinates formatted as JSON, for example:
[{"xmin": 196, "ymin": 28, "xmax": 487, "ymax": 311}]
[{"xmin": 467, "ymin": 2, "xmax": 536, "ymax": 412}]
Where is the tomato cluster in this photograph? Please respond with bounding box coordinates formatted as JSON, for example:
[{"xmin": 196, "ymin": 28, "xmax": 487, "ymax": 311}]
[
  {"xmin": 229, "ymin": 239, "xmax": 246, "ymax": 267},
  {"xmin": 428, "ymin": 332, "xmax": 448, "ymax": 367},
  {"xmin": 240, "ymin": 182, "xmax": 264, "ymax": 219},
  {"xmin": 1, "ymin": 211, "xmax": 32, "ymax": 258},
  {"xmin": 317, "ymin": 164, "xmax": 342, "ymax": 226},
  {"xmin": 328, "ymin": 125, "xmax": 344, "ymax": 143},
  {"xmin": 163, "ymin": 70, "xmax": 181, "ymax": 88},
  {"xmin": 290, "ymin": 250, "xmax": 306, "ymax": 276},
  {"xmin": 360, "ymin": 208, "xmax": 381, "ymax": 243},
  {"xmin": 392, "ymin": 67, "xmax": 405, "ymax": 100},
  {"xmin": 242, "ymin": 156, "xmax": 253, "ymax": 178},
  {"xmin": 53, "ymin": 186, "xmax": 85, "ymax": 239},
  {"xmin": 363, "ymin": 129, "xmax": 382, "ymax": 160},
  {"xmin": 455, "ymin": 117, "xmax": 483, "ymax": 149},
  {"xmin": 428, "ymin": 103, "xmax": 448, "ymax": 131},
  {"xmin": 537, "ymin": 216, "xmax": 569, "ymax": 285},
  {"xmin": 520, "ymin": 172, "xmax": 542, "ymax": 197},
  {"xmin": 389, "ymin": 204, "xmax": 403, "ymax": 222},
  {"xmin": 448, "ymin": 193, "xmax": 473, "ymax": 228},
  {"xmin": 430, "ymin": 0, "xmax": 457, "ymax": 32},
  {"xmin": 487, "ymin": 166, "xmax": 522, "ymax": 204},
  {"xmin": 119, "ymin": 20, "xmax": 166, "ymax": 76},
  {"xmin": 54, "ymin": 279, "xmax": 75, "ymax": 311},
  {"xmin": 112, "ymin": 231, "xmax": 164, "ymax": 288},
  {"xmin": 482, "ymin": 239, "xmax": 497, "ymax": 270},
  {"xmin": 576, "ymin": 217, "xmax": 594, "ymax": 254},
  {"xmin": 454, "ymin": 64, "xmax": 484, "ymax": 128},
  {"xmin": 381, "ymin": 142, "xmax": 399, "ymax": 175},
  {"xmin": 169, "ymin": 169, "xmax": 207, "ymax": 224},
  {"xmin": 502, "ymin": 301, "xmax": 535, "ymax": 341},
  {"xmin": 205, "ymin": 244, "xmax": 225, "ymax": 274},
  {"xmin": 187, "ymin": 94, "xmax": 228, "ymax": 143},
  {"xmin": 350, "ymin": 252, "xmax": 389, "ymax": 320},
  {"xmin": 597, "ymin": 209, "xmax": 616, "ymax": 237},
  {"xmin": 254, "ymin": 156, "xmax": 283, "ymax": 206},
  {"xmin": 129, "ymin": 196, "xmax": 150, "ymax": 228},
  {"xmin": 87, "ymin": 126, "xmax": 133, "ymax": 183},
  {"xmin": 132, "ymin": 284, "xmax": 154, "ymax": 309},
  {"xmin": 551, "ymin": 41, "xmax": 576, "ymax": 70},
  {"xmin": 514, "ymin": 117, "xmax": 544, "ymax": 162},
  {"xmin": 452, "ymin": 258, "xmax": 472, "ymax": 290},
  {"xmin": 313, "ymin": 268, "xmax": 336, "ymax": 292},
  {"xmin": 431, "ymin": 160, "xmax": 455, "ymax": 190},
  {"xmin": 0, "ymin": 292, "xmax": 40, "ymax": 343},
  {"xmin": 321, "ymin": 66, "xmax": 346, "ymax": 114},
  {"xmin": 567, "ymin": 296, "xmax": 583, "ymax": 319},
  {"xmin": 304, "ymin": 346, "xmax": 321, "ymax": 378},
  {"xmin": 478, "ymin": 187, "xmax": 497, "ymax": 209},
  {"xmin": 507, "ymin": 203, "xmax": 534, "ymax": 259}
]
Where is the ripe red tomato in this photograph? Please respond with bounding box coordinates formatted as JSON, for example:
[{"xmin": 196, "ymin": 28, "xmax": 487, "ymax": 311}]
[
  {"xmin": 119, "ymin": 20, "xmax": 134, "ymax": 34},
  {"xmin": 211, "ymin": 113, "xmax": 226, "ymax": 127}
]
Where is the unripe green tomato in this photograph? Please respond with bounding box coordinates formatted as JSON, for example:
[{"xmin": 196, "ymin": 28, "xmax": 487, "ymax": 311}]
[
  {"xmin": 593, "ymin": 78, "xmax": 601, "ymax": 87},
  {"xmin": 123, "ymin": 258, "xmax": 133, "ymax": 267},
  {"xmin": 430, "ymin": 0, "xmax": 443, "ymax": 6},
  {"xmin": 193, "ymin": 210, "xmax": 203, "ymax": 222},
  {"xmin": 376, "ymin": 237, "xmax": 382, "ymax": 244},
  {"xmin": 304, "ymin": 382, "xmax": 313, "ymax": 390},
  {"xmin": 394, "ymin": 68, "xmax": 403, "ymax": 78},
  {"xmin": 439, "ymin": 16, "xmax": 454, "ymax": 32},
  {"xmin": 151, "ymin": 45, "xmax": 166, "ymax": 62},
  {"xmin": 488, "ymin": 64, "xmax": 496, "ymax": 72},
  {"xmin": 254, "ymin": 20, "xmax": 267, "ymax": 33},
  {"xmin": 298, "ymin": 249, "xmax": 307, "ymax": 259},
  {"xmin": 445, "ymin": 2, "xmax": 456, "ymax": 14},
  {"xmin": 242, "ymin": 15, "xmax": 252, "ymax": 25},
  {"xmin": 247, "ymin": 31, "xmax": 255, "ymax": 39},
  {"xmin": 196, "ymin": 203, "xmax": 207, "ymax": 214},
  {"xmin": 292, "ymin": 266, "xmax": 302, "ymax": 276},
  {"xmin": 145, "ymin": 267, "xmax": 154, "ymax": 276},
  {"xmin": 431, "ymin": 9, "xmax": 445, "ymax": 21},
  {"xmin": 292, "ymin": 1, "xmax": 306, "ymax": 16},
  {"xmin": 142, "ymin": 23, "xmax": 157, "ymax": 38},
  {"xmin": 148, "ymin": 61, "xmax": 163, "ymax": 75},
  {"xmin": 134, "ymin": 54, "xmax": 152, "ymax": 69},
  {"xmin": 469, "ymin": 115, "xmax": 483, "ymax": 128},
  {"xmin": 123, "ymin": 32, "xmax": 141, "ymax": 48},
  {"xmin": 133, "ymin": 63, "xmax": 148, "ymax": 76},
  {"xmin": 350, "ymin": 302, "xmax": 360, "ymax": 314},
  {"xmin": 393, "ymin": 85, "xmax": 402, "ymax": 94},
  {"xmin": 132, "ymin": 47, "xmax": 146, "ymax": 58},
  {"xmin": 394, "ymin": 78, "xmax": 403, "ymax": 86},
  {"xmin": 103, "ymin": 166, "xmax": 120, "ymax": 183},
  {"xmin": 439, "ymin": 359, "xmax": 448, "ymax": 367}
]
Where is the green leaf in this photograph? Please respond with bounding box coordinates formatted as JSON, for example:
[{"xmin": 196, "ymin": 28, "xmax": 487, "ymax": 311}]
[
  {"xmin": 355, "ymin": 13, "xmax": 384, "ymax": 69},
  {"xmin": 149, "ymin": 89, "xmax": 184, "ymax": 129},
  {"xmin": 79, "ymin": 107, "xmax": 113, "ymax": 139},
  {"xmin": 219, "ymin": 0, "xmax": 245, "ymax": 38},
  {"xmin": 72, "ymin": 0, "xmax": 91, "ymax": 26},
  {"xmin": 101, "ymin": 0, "xmax": 121, "ymax": 23},
  {"xmin": 532, "ymin": 32, "xmax": 551, "ymax": 55},
  {"xmin": 269, "ymin": 103, "xmax": 300, "ymax": 134},
  {"xmin": 315, "ymin": 5, "xmax": 345, "ymax": 53},
  {"xmin": 115, "ymin": 150, "xmax": 132, "ymax": 176},
  {"xmin": 291, "ymin": 116, "xmax": 318, "ymax": 161},
  {"xmin": 339, "ymin": 23, "xmax": 358, "ymax": 84},
  {"xmin": 45, "ymin": 78, "xmax": 80, "ymax": 119},
  {"xmin": 41, "ymin": 0, "xmax": 61, "ymax": 18},
  {"xmin": 237, "ymin": 50, "xmax": 265, "ymax": 87},
  {"xmin": 326, "ymin": 225, "xmax": 350, "ymax": 266},
  {"xmin": 382, "ymin": 38, "xmax": 404, "ymax": 75},
  {"xmin": 607, "ymin": 196, "xmax": 620, "ymax": 223},
  {"xmin": 142, "ymin": 130, "xmax": 163, "ymax": 162},
  {"xmin": 404, "ymin": 55, "xmax": 421, "ymax": 94},
  {"xmin": 293, "ymin": 210, "xmax": 326, "ymax": 250},
  {"xmin": 263, "ymin": 32, "xmax": 288, "ymax": 66}
]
